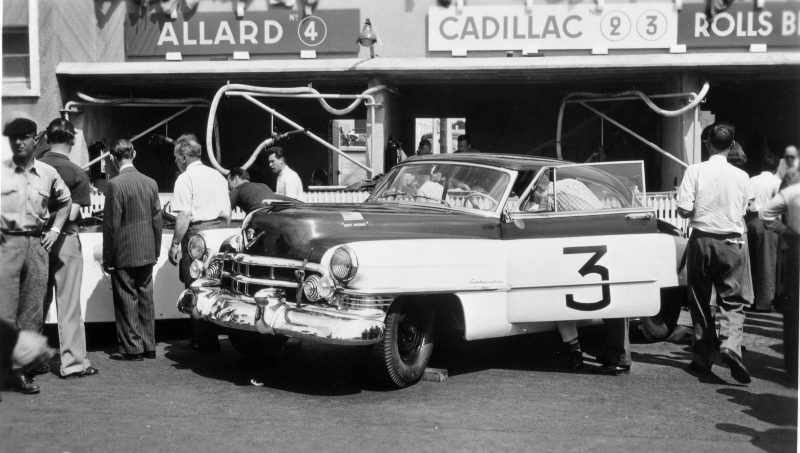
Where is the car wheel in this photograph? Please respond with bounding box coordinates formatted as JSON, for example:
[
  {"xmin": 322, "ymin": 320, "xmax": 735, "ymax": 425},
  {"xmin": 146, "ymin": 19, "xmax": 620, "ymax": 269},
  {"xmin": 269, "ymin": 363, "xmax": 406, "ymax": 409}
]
[
  {"xmin": 636, "ymin": 289, "xmax": 684, "ymax": 342},
  {"xmin": 227, "ymin": 330, "xmax": 288, "ymax": 358},
  {"xmin": 369, "ymin": 300, "xmax": 435, "ymax": 388}
]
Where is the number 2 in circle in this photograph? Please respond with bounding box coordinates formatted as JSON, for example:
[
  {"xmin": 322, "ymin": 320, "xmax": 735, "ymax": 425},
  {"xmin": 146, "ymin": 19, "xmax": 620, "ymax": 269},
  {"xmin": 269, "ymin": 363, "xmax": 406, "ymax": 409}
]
[{"xmin": 563, "ymin": 245, "xmax": 610, "ymax": 311}]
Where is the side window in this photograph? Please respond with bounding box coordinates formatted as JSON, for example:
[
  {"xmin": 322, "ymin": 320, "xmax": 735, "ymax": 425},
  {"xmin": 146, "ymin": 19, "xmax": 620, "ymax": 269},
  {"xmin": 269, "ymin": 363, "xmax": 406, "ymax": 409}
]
[
  {"xmin": 2, "ymin": 0, "xmax": 39, "ymax": 97},
  {"xmin": 517, "ymin": 163, "xmax": 641, "ymax": 213}
]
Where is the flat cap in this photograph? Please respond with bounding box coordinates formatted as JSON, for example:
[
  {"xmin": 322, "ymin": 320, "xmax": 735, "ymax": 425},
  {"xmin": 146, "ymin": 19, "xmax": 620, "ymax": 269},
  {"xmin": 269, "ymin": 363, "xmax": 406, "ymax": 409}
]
[{"xmin": 3, "ymin": 112, "xmax": 37, "ymax": 137}]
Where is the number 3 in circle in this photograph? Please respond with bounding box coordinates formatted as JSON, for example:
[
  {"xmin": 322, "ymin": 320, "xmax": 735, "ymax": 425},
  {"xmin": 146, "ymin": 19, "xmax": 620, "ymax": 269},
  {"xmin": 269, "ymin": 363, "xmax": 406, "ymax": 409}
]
[{"xmin": 563, "ymin": 245, "xmax": 610, "ymax": 311}]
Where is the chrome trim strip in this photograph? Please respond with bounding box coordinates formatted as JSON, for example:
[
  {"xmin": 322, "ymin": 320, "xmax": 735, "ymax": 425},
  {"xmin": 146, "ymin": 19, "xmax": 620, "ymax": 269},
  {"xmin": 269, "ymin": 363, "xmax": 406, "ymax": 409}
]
[
  {"xmin": 233, "ymin": 254, "xmax": 329, "ymax": 276},
  {"xmin": 231, "ymin": 274, "xmax": 298, "ymax": 288},
  {"xmin": 512, "ymin": 279, "xmax": 656, "ymax": 290},
  {"xmin": 340, "ymin": 285, "xmax": 511, "ymax": 296}
]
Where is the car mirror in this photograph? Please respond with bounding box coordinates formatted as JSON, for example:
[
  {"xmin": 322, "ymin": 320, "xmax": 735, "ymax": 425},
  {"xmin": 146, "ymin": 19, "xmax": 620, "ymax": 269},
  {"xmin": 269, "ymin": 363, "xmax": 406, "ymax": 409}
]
[{"xmin": 501, "ymin": 207, "xmax": 514, "ymax": 224}]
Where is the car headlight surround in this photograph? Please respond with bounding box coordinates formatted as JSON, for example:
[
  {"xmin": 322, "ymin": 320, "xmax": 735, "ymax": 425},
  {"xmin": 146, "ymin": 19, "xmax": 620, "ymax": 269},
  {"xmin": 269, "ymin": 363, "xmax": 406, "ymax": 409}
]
[
  {"xmin": 302, "ymin": 274, "xmax": 335, "ymax": 302},
  {"xmin": 330, "ymin": 246, "xmax": 358, "ymax": 282},
  {"xmin": 187, "ymin": 234, "xmax": 207, "ymax": 260},
  {"xmin": 204, "ymin": 256, "xmax": 224, "ymax": 280}
]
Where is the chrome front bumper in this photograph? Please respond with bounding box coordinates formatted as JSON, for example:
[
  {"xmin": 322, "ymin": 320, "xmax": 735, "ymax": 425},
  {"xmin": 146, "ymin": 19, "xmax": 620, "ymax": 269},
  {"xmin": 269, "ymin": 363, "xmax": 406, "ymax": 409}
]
[{"xmin": 177, "ymin": 278, "xmax": 385, "ymax": 345}]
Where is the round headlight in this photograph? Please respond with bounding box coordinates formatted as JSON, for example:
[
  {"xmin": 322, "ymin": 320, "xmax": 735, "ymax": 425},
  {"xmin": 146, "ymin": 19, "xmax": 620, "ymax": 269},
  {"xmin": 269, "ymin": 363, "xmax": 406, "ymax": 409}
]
[
  {"xmin": 330, "ymin": 246, "xmax": 358, "ymax": 282},
  {"xmin": 302, "ymin": 275, "xmax": 335, "ymax": 302},
  {"xmin": 187, "ymin": 234, "xmax": 207, "ymax": 260}
]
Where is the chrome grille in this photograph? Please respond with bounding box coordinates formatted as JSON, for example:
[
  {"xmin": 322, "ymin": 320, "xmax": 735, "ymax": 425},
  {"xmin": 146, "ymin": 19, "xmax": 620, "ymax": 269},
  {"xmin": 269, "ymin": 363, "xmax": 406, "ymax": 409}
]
[
  {"xmin": 340, "ymin": 294, "xmax": 394, "ymax": 312},
  {"xmin": 223, "ymin": 254, "xmax": 327, "ymax": 301}
]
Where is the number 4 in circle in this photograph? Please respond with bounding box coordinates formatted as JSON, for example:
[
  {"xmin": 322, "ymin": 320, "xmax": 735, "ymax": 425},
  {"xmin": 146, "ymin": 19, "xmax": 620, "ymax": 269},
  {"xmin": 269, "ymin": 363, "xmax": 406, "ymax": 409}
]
[{"xmin": 563, "ymin": 245, "xmax": 610, "ymax": 311}]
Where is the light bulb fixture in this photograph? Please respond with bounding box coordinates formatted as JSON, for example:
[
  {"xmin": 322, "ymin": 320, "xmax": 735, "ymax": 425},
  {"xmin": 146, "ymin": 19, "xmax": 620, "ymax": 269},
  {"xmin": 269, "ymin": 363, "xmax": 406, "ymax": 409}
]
[{"xmin": 357, "ymin": 18, "xmax": 378, "ymax": 58}]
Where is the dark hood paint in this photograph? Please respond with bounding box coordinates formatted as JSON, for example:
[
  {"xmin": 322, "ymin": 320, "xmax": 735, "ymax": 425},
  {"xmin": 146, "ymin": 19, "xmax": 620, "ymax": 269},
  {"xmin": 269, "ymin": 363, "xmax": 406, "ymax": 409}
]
[{"xmin": 244, "ymin": 202, "xmax": 501, "ymax": 261}]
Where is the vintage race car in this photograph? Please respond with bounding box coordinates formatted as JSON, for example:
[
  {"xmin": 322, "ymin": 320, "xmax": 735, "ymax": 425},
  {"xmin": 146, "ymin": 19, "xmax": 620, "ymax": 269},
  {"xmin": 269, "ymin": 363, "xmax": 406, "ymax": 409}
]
[{"xmin": 177, "ymin": 154, "xmax": 687, "ymax": 388}]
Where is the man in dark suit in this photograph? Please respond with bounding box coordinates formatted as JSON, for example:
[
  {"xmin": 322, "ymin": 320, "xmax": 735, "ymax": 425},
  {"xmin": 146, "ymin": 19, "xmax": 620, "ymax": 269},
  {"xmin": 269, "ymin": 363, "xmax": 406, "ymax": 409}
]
[{"xmin": 102, "ymin": 139, "xmax": 163, "ymax": 361}]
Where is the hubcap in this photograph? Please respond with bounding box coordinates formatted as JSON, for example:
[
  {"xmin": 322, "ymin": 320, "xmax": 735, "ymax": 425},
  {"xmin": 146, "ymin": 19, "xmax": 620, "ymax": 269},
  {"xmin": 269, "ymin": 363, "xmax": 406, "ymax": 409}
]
[{"xmin": 397, "ymin": 312, "xmax": 423, "ymax": 362}]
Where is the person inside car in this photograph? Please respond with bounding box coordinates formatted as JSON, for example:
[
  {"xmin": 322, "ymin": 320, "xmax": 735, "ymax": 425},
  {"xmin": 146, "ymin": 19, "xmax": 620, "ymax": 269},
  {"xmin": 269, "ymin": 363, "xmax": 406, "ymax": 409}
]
[
  {"xmin": 417, "ymin": 166, "xmax": 445, "ymax": 201},
  {"xmin": 524, "ymin": 170, "xmax": 603, "ymax": 212}
]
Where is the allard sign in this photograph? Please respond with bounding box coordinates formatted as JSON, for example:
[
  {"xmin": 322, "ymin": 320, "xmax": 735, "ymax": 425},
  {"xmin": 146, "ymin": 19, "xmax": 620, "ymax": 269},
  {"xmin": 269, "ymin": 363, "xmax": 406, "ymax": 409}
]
[{"xmin": 125, "ymin": 10, "xmax": 359, "ymax": 57}]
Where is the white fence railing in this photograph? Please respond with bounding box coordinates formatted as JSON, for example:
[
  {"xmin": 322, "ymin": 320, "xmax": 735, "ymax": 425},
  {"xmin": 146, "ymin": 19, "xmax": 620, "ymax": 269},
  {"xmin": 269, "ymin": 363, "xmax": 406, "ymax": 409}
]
[
  {"xmin": 82, "ymin": 190, "xmax": 686, "ymax": 232},
  {"xmin": 81, "ymin": 191, "xmax": 372, "ymax": 220},
  {"xmin": 644, "ymin": 191, "xmax": 688, "ymax": 233}
]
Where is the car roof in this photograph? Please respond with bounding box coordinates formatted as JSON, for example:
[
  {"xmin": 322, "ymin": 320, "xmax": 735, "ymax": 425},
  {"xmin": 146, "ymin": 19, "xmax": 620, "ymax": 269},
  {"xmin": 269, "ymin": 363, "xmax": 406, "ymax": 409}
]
[{"xmin": 403, "ymin": 153, "xmax": 564, "ymax": 171}]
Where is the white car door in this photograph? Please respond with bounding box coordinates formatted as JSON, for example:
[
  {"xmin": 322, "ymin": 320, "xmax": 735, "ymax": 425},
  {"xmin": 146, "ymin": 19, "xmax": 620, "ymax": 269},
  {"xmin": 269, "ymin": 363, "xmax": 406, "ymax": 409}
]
[{"xmin": 501, "ymin": 162, "xmax": 678, "ymax": 323}]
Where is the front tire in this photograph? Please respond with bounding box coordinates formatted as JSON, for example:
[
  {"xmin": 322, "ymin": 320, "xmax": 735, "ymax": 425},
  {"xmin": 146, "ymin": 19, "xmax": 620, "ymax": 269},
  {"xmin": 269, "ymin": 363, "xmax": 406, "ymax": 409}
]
[
  {"xmin": 369, "ymin": 300, "xmax": 435, "ymax": 388},
  {"xmin": 635, "ymin": 288, "xmax": 684, "ymax": 342}
]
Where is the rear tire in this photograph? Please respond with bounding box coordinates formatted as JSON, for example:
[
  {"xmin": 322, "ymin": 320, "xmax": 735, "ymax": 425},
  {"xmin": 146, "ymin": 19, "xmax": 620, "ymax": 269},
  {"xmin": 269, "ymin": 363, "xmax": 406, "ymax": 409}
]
[{"xmin": 369, "ymin": 300, "xmax": 435, "ymax": 388}]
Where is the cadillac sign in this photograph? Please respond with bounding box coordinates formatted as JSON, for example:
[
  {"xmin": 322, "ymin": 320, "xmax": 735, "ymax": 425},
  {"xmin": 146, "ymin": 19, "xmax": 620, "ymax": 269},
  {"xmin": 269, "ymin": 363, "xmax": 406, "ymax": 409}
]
[
  {"xmin": 125, "ymin": 10, "xmax": 359, "ymax": 57},
  {"xmin": 427, "ymin": 4, "xmax": 678, "ymax": 52}
]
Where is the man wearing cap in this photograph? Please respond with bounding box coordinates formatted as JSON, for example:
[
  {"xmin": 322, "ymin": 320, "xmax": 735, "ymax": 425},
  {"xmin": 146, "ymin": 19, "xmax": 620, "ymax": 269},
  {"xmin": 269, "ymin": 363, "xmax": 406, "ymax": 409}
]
[
  {"xmin": 39, "ymin": 118, "xmax": 98, "ymax": 378},
  {"xmin": 0, "ymin": 113, "xmax": 71, "ymax": 394}
]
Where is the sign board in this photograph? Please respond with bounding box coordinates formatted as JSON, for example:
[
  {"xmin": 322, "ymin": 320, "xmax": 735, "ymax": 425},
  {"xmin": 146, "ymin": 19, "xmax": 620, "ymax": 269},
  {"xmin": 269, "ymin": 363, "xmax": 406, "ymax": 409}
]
[
  {"xmin": 677, "ymin": 3, "xmax": 800, "ymax": 47},
  {"xmin": 427, "ymin": 4, "xmax": 678, "ymax": 52},
  {"xmin": 125, "ymin": 10, "xmax": 359, "ymax": 57}
]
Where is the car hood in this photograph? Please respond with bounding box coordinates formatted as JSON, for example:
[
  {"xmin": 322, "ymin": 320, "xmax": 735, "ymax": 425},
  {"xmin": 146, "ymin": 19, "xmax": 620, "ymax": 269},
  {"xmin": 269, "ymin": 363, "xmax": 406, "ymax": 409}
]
[{"xmin": 242, "ymin": 202, "xmax": 500, "ymax": 261}]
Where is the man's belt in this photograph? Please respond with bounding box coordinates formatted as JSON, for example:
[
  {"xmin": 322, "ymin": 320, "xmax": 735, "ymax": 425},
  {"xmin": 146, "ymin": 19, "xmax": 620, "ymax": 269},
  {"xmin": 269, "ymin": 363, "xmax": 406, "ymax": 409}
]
[
  {"xmin": 1, "ymin": 229, "xmax": 42, "ymax": 237},
  {"xmin": 690, "ymin": 230, "xmax": 742, "ymax": 240},
  {"xmin": 189, "ymin": 217, "xmax": 227, "ymax": 227}
]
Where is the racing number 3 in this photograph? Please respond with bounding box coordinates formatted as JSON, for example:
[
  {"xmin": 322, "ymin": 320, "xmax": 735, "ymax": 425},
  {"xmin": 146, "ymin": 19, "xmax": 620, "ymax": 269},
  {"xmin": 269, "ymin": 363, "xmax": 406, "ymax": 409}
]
[{"xmin": 563, "ymin": 246, "xmax": 610, "ymax": 311}]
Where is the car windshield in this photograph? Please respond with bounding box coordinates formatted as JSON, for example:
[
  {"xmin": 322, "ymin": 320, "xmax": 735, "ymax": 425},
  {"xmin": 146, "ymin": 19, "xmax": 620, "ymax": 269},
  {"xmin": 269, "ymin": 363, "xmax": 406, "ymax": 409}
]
[{"xmin": 369, "ymin": 162, "xmax": 511, "ymax": 213}]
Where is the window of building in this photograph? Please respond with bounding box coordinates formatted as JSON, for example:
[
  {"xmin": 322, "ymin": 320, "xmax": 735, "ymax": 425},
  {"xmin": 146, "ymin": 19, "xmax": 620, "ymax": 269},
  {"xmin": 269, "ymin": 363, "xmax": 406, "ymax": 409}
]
[{"xmin": 2, "ymin": 0, "xmax": 40, "ymax": 97}]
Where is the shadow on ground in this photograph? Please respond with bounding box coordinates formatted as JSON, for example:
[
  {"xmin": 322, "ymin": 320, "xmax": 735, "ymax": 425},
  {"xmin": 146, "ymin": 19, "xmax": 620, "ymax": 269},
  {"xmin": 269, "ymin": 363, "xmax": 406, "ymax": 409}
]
[{"xmin": 716, "ymin": 387, "xmax": 798, "ymax": 453}]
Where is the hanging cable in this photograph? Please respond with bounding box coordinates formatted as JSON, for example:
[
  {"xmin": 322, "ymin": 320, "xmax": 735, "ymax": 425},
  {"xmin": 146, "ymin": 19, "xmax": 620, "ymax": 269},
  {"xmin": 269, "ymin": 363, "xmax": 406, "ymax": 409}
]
[
  {"xmin": 555, "ymin": 82, "xmax": 709, "ymax": 160},
  {"xmin": 205, "ymin": 83, "xmax": 384, "ymax": 175}
]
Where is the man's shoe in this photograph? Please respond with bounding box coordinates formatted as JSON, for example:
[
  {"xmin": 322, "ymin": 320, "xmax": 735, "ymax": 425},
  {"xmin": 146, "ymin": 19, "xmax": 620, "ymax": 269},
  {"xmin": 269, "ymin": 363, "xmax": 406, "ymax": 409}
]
[
  {"xmin": 109, "ymin": 353, "xmax": 144, "ymax": 361},
  {"xmin": 12, "ymin": 373, "xmax": 40, "ymax": 394},
  {"xmin": 593, "ymin": 363, "xmax": 631, "ymax": 375},
  {"xmin": 60, "ymin": 366, "xmax": 100, "ymax": 379},
  {"xmin": 720, "ymin": 348, "xmax": 751, "ymax": 384},
  {"xmin": 143, "ymin": 351, "xmax": 156, "ymax": 359},
  {"xmin": 27, "ymin": 363, "xmax": 50, "ymax": 376},
  {"xmin": 563, "ymin": 350, "xmax": 584, "ymax": 370}
]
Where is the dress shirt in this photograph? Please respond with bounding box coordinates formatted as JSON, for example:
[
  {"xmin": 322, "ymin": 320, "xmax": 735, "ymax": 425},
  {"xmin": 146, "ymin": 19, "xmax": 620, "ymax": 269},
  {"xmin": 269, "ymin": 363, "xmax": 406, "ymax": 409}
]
[
  {"xmin": 1, "ymin": 157, "xmax": 71, "ymax": 231},
  {"xmin": 276, "ymin": 166, "xmax": 304, "ymax": 201},
  {"xmin": 417, "ymin": 180, "xmax": 444, "ymax": 201},
  {"xmin": 677, "ymin": 154, "xmax": 750, "ymax": 235},
  {"xmin": 748, "ymin": 171, "xmax": 781, "ymax": 213},
  {"xmin": 171, "ymin": 160, "xmax": 230, "ymax": 222},
  {"xmin": 761, "ymin": 184, "xmax": 800, "ymax": 235}
]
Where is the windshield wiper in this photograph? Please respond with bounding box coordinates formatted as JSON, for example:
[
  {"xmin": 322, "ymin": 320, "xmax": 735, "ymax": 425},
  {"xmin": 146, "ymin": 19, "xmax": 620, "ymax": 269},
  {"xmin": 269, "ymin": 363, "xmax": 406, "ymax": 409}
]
[
  {"xmin": 374, "ymin": 190, "xmax": 411, "ymax": 200},
  {"xmin": 413, "ymin": 194, "xmax": 451, "ymax": 207}
]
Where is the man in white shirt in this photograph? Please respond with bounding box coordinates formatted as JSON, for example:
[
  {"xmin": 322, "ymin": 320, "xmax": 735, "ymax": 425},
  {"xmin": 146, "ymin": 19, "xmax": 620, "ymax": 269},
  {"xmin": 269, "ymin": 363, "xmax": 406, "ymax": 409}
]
[
  {"xmin": 267, "ymin": 147, "xmax": 304, "ymax": 201},
  {"xmin": 168, "ymin": 134, "xmax": 231, "ymax": 353},
  {"xmin": 677, "ymin": 124, "xmax": 754, "ymax": 384},
  {"xmin": 760, "ymin": 174, "xmax": 800, "ymax": 379},
  {"xmin": 416, "ymin": 168, "xmax": 445, "ymax": 202},
  {"xmin": 746, "ymin": 153, "xmax": 781, "ymax": 312}
]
